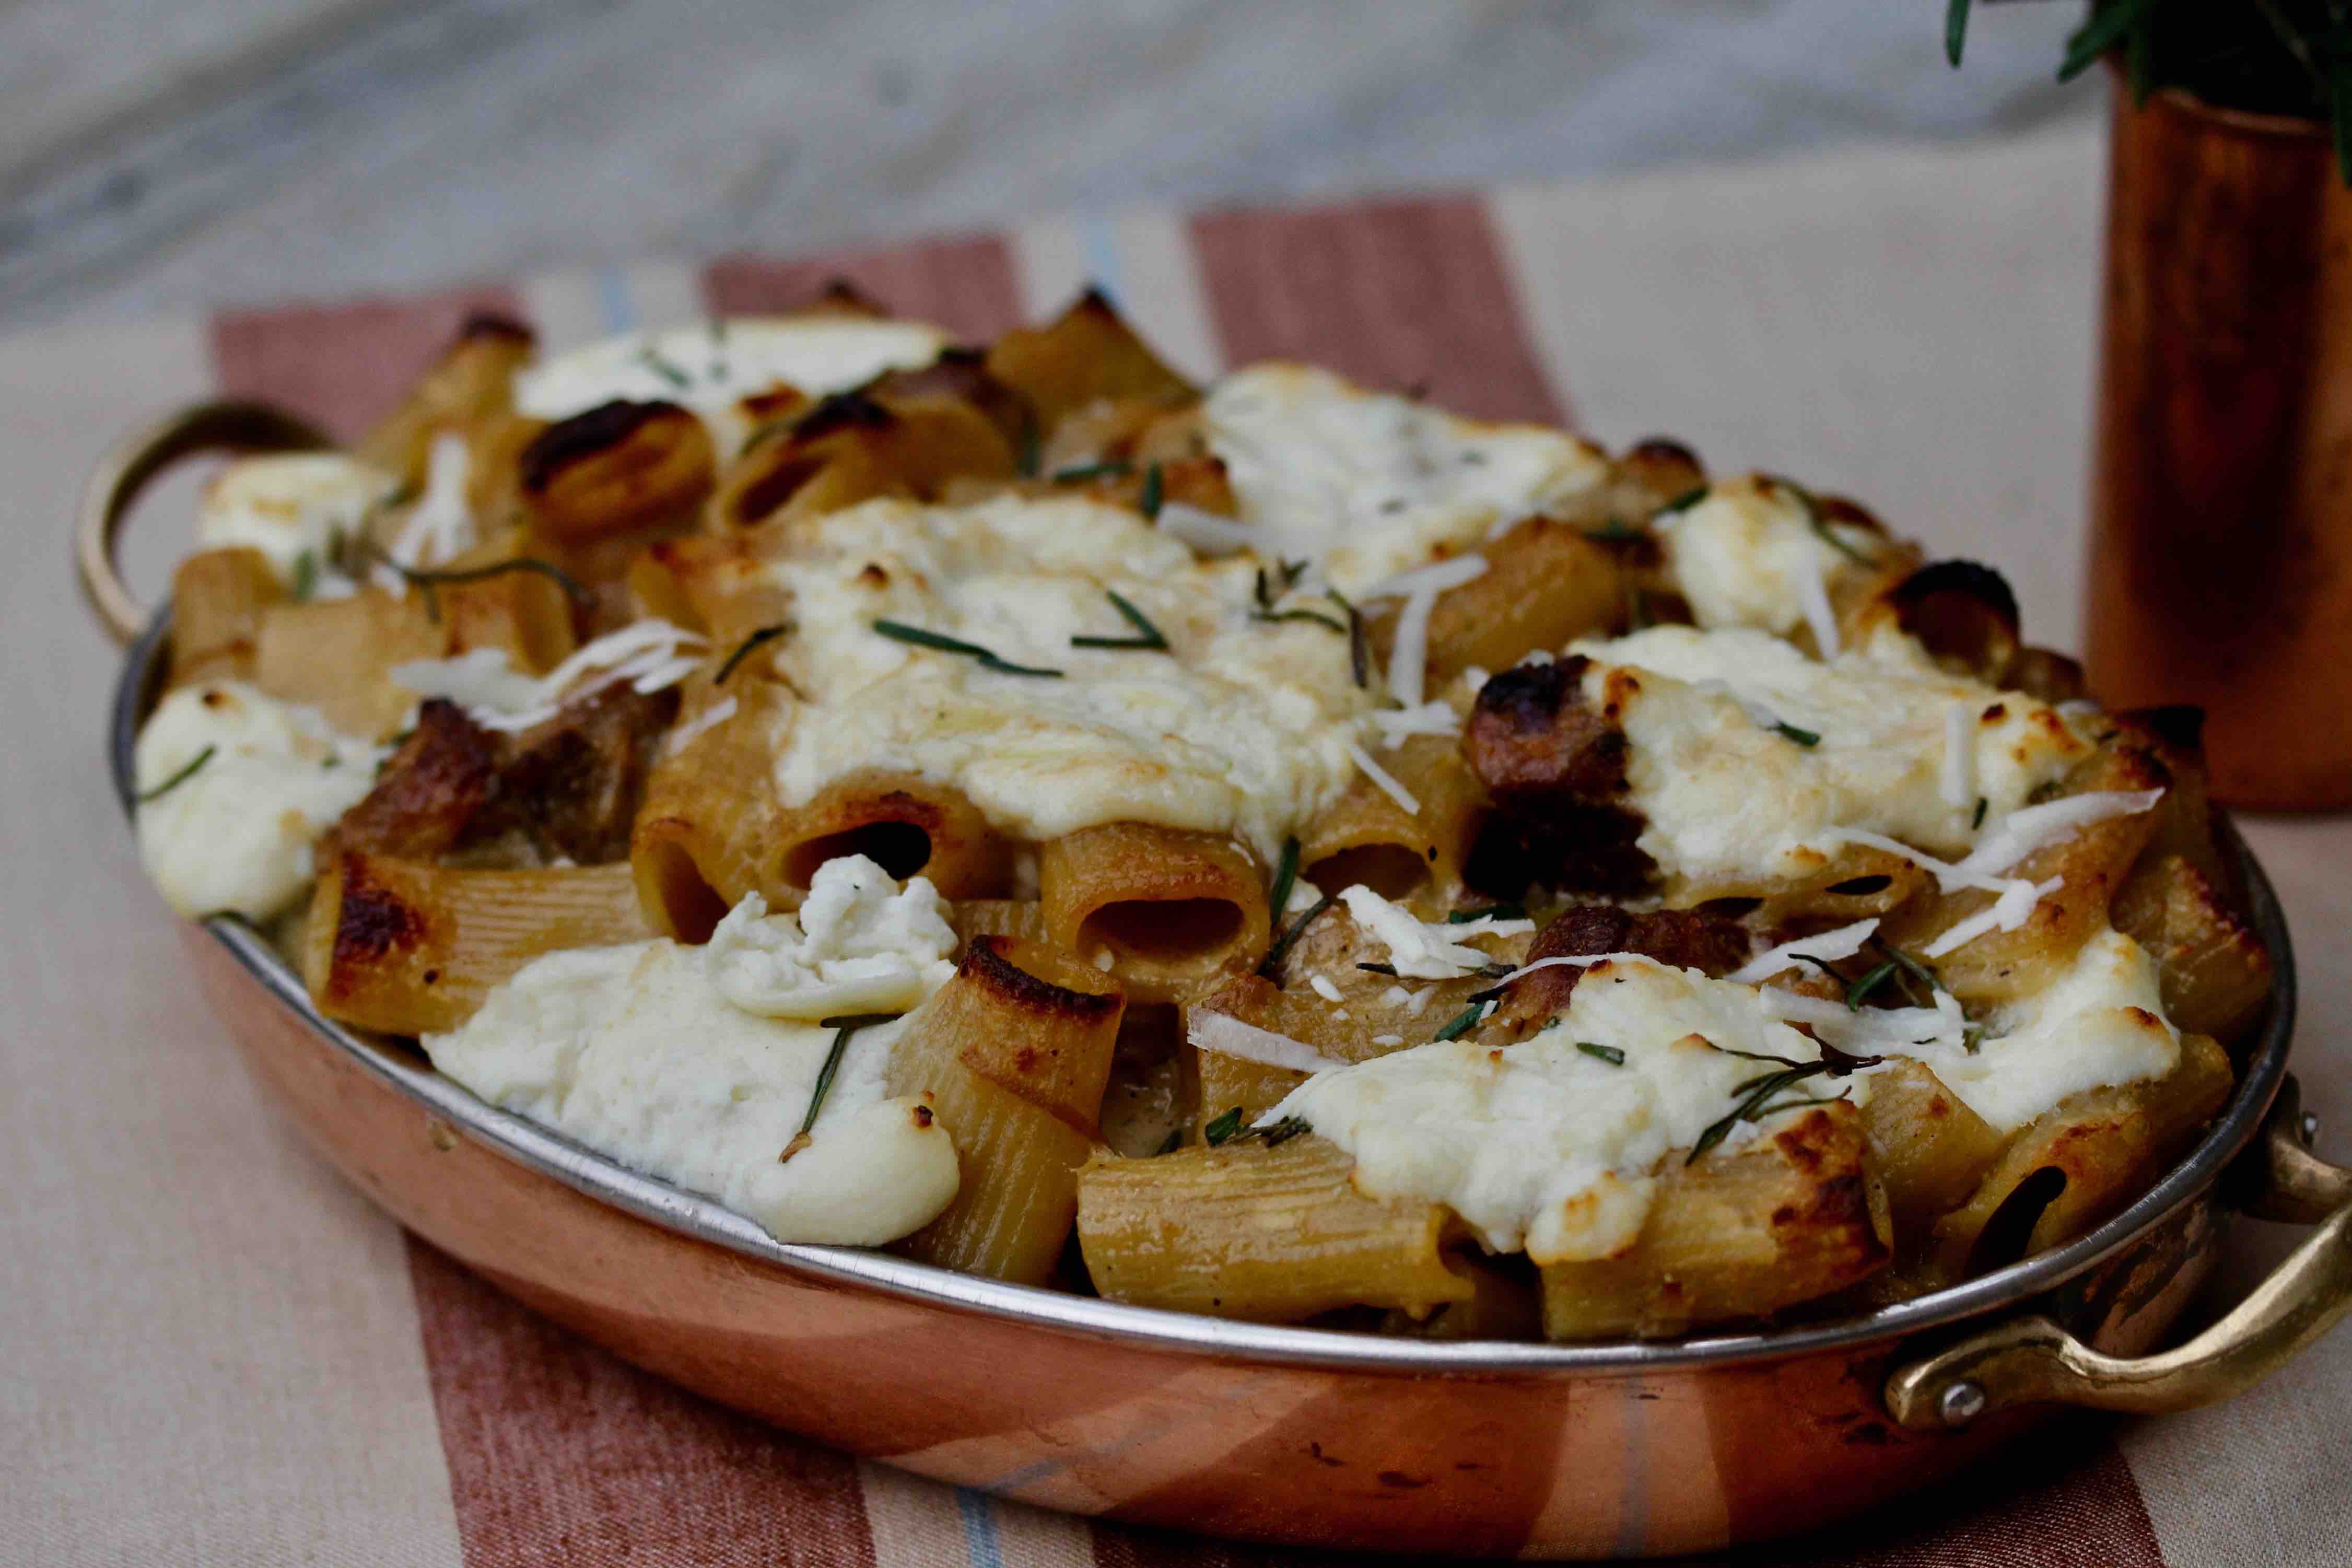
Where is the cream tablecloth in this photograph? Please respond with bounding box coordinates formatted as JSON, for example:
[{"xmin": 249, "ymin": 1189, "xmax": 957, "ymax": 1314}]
[{"xmin": 8, "ymin": 121, "xmax": 2349, "ymax": 1565}]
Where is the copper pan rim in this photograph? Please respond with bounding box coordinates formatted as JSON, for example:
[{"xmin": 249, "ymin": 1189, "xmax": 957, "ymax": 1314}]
[{"xmin": 108, "ymin": 609, "xmax": 2302, "ymax": 1379}]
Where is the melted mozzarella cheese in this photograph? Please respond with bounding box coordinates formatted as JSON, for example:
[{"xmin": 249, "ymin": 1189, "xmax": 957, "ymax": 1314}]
[
  {"xmin": 424, "ymin": 859, "xmax": 962, "ymax": 1246},
  {"xmin": 134, "ymin": 681, "xmax": 384, "ymax": 919},
  {"xmin": 1269, "ymin": 957, "xmax": 1830, "ymax": 1262},
  {"xmin": 1573, "ymin": 626, "xmax": 2094, "ymax": 891},
  {"xmin": 762, "ymin": 493, "xmax": 1378, "ymax": 862},
  {"xmin": 195, "ymin": 453, "xmax": 400, "ymax": 587},
  {"xmin": 1908, "ymin": 927, "xmax": 2181, "ymax": 1133},
  {"xmin": 514, "ymin": 315, "xmax": 949, "ymax": 454},
  {"xmin": 1202, "ymin": 363, "xmax": 1608, "ymax": 593},
  {"xmin": 1657, "ymin": 476, "xmax": 1885, "ymax": 650}
]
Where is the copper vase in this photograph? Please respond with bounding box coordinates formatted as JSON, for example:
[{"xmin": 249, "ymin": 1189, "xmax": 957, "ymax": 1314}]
[{"xmin": 2085, "ymin": 77, "xmax": 2352, "ymax": 809}]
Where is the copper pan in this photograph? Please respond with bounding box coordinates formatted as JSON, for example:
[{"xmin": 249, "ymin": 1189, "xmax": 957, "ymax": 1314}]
[{"xmin": 79, "ymin": 403, "xmax": 2352, "ymax": 1559}]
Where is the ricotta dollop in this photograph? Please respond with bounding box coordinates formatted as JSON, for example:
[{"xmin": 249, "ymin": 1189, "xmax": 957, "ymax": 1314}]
[
  {"xmin": 1203, "ymin": 363, "xmax": 1608, "ymax": 593},
  {"xmin": 1570, "ymin": 625, "xmax": 2094, "ymax": 892},
  {"xmin": 514, "ymin": 316, "xmax": 950, "ymax": 454},
  {"xmin": 133, "ymin": 681, "xmax": 383, "ymax": 920},
  {"xmin": 195, "ymin": 453, "xmax": 400, "ymax": 589},
  {"xmin": 1655, "ymin": 476, "xmax": 1886, "ymax": 654},
  {"xmin": 424, "ymin": 856, "xmax": 962, "ymax": 1245}
]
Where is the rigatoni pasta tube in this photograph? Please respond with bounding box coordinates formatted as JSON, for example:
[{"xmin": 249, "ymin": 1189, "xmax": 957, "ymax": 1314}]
[
  {"xmin": 1076, "ymin": 1135, "xmax": 1471, "ymax": 1323},
  {"xmin": 1539, "ymin": 1104, "xmax": 1891, "ymax": 1341},
  {"xmin": 355, "ymin": 314, "xmax": 535, "ymax": 484},
  {"xmin": 885, "ymin": 937, "xmax": 1124, "ymax": 1283},
  {"xmin": 1855, "ymin": 1059, "xmax": 2004, "ymax": 1234},
  {"xmin": 303, "ymin": 855, "xmax": 650, "ymax": 1035},
  {"xmin": 432, "ymin": 532, "xmax": 577, "ymax": 676},
  {"xmin": 776, "ymin": 770, "xmax": 1014, "ymax": 898},
  {"xmin": 631, "ymin": 681, "xmax": 795, "ymax": 940},
  {"xmin": 255, "ymin": 589, "xmax": 446, "ymax": 740},
  {"xmin": 1299, "ymin": 734, "xmax": 1487, "ymax": 902},
  {"xmin": 169, "ymin": 547, "xmax": 283, "ymax": 687},
  {"xmin": 1040, "ymin": 823, "xmax": 1269, "ymax": 1004},
  {"xmin": 1929, "ymin": 1031, "xmax": 2232, "ymax": 1280},
  {"xmin": 1414, "ymin": 519, "xmax": 1623, "ymax": 684}
]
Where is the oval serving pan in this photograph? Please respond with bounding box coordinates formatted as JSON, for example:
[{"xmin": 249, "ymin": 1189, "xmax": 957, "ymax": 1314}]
[{"xmin": 84, "ymin": 401, "xmax": 2352, "ymax": 1559}]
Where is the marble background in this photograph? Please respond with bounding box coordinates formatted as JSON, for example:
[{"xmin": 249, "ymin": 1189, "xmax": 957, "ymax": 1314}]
[{"xmin": 0, "ymin": 0, "xmax": 2099, "ymax": 330}]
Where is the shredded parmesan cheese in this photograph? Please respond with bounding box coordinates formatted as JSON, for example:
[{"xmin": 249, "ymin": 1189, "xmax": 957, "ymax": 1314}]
[
  {"xmin": 1727, "ymin": 917, "xmax": 1881, "ymax": 984},
  {"xmin": 1345, "ymin": 739, "xmax": 1421, "ymax": 815},
  {"xmin": 1152, "ymin": 501, "xmax": 1258, "ymax": 555},
  {"xmin": 1188, "ymin": 1012, "xmax": 1347, "ymax": 1074},
  {"xmin": 393, "ymin": 620, "xmax": 708, "ymax": 733},
  {"xmin": 1960, "ymin": 789, "xmax": 2165, "ymax": 877},
  {"xmin": 1940, "ymin": 701, "xmax": 1975, "ymax": 809},
  {"xmin": 665, "ymin": 696, "xmax": 739, "ymax": 757},
  {"xmin": 1308, "ymin": 974, "xmax": 1345, "ymax": 1003}
]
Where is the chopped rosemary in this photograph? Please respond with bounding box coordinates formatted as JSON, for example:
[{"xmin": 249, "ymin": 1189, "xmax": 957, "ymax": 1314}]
[
  {"xmin": 1447, "ymin": 902, "xmax": 1526, "ymax": 923},
  {"xmin": 1139, "ymin": 462, "xmax": 1165, "ymax": 520},
  {"xmin": 1577, "ymin": 1042, "xmax": 1626, "ymax": 1067},
  {"xmin": 1944, "ymin": 0, "xmax": 1970, "ymax": 67},
  {"xmin": 715, "ymin": 623, "xmax": 789, "ymax": 684},
  {"xmin": 1265, "ymin": 836, "xmax": 1301, "ymax": 932},
  {"xmin": 872, "ymin": 619, "xmax": 1064, "ymax": 677},
  {"xmin": 792, "ymin": 1012, "xmax": 903, "ymax": 1150},
  {"xmin": 1431, "ymin": 1000, "xmax": 1489, "ymax": 1043},
  {"xmin": 1773, "ymin": 721, "xmax": 1822, "ymax": 747},
  {"xmin": 1255, "ymin": 607, "xmax": 1348, "ymax": 633},
  {"xmin": 1051, "ymin": 460, "xmax": 1133, "ymax": 484},
  {"xmin": 1070, "ymin": 590, "xmax": 1170, "ymax": 651},
  {"xmin": 1203, "ymin": 1106, "xmax": 1245, "ymax": 1146},
  {"xmin": 290, "ymin": 549, "xmax": 320, "ymax": 602},
  {"xmin": 1154, "ymin": 1126, "xmax": 1186, "ymax": 1155},
  {"xmin": 1582, "ymin": 519, "xmax": 1648, "ymax": 542},
  {"xmin": 1844, "ymin": 959, "xmax": 1899, "ymax": 1011},
  {"xmin": 1330, "ymin": 588, "xmax": 1370, "ymax": 687},
  {"xmin": 1657, "ymin": 486, "xmax": 1709, "ymax": 515},
  {"xmin": 1972, "ymin": 795, "xmax": 1988, "ymax": 830},
  {"xmin": 371, "ymin": 550, "xmax": 591, "ymax": 623},
  {"xmin": 637, "ymin": 345, "xmax": 692, "ymax": 389},
  {"xmin": 137, "ymin": 745, "xmax": 215, "ymax": 803},
  {"xmin": 1688, "ymin": 1063, "xmax": 1832, "ymax": 1164},
  {"xmin": 1242, "ymin": 1115, "xmax": 1313, "ymax": 1149},
  {"xmin": 1355, "ymin": 961, "xmax": 1399, "ymax": 977},
  {"xmin": 1016, "ymin": 416, "xmax": 1042, "ymax": 479},
  {"xmin": 1260, "ymin": 891, "xmax": 1336, "ymax": 977}
]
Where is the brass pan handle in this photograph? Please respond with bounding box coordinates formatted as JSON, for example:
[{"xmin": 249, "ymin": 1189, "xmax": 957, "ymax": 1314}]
[
  {"xmin": 1887, "ymin": 1077, "xmax": 2352, "ymax": 1429},
  {"xmin": 75, "ymin": 400, "xmax": 333, "ymax": 647}
]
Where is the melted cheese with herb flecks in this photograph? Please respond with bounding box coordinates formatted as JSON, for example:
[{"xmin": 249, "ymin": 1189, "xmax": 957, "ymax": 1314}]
[
  {"xmin": 424, "ymin": 857, "xmax": 961, "ymax": 1246},
  {"xmin": 1656, "ymin": 475, "xmax": 1887, "ymax": 651},
  {"xmin": 514, "ymin": 315, "xmax": 950, "ymax": 454},
  {"xmin": 134, "ymin": 681, "xmax": 384, "ymax": 920},
  {"xmin": 1269, "ymin": 956, "xmax": 1832, "ymax": 1263},
  {"xmin": 1570, "ymin": 625, "xmax": 2094, "ymax": 892},
  {"xmin": 758, "ymin": 492, "xmax": 1379, "ymax": 863},
  {"xmin": 196, "ymin": 453, "xmax": 400, "ymax": 588},
  {"xmin": 1267, "ymin": 925, "xmax": 2187, "ymax": 1262},
  {"xmin": 1203, "ymin": 362, "xmax": 1608, "ymax": 593}
]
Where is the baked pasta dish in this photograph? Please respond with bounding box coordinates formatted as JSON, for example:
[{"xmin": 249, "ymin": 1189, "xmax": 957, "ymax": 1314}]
[{"xmin": 131, "ymin": 287, "xmax": 2275, "ymax": 1340}]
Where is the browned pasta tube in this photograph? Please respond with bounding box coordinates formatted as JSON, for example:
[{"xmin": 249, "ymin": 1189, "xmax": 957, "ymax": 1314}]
[
  {"xmin": 1539, "ymin": 1104, "xmax": 1892, "ymax": 1341},
  {"xmin": 1040, "ymin": 823, "xmax": 1270, "ymax": 1004},
  {"xmin": 1300, "ymin": 734, "xmax": 1488, "ymax": 903},
  {"xmin": 169, "ymin": 547, "xmax": 283, "ymax": 687},
  {"xmin": 255, "ymin": 589, "xmax": 446, "ymax": 741},
  {"xmin": 1076, "ymin": 1135, "xmax": 1472, "ymax": 1323},
  {"xmin": 630, "ymin": 682, "xmax": 795, "ymax": 940},
  {"xmin": 775, "ymin": 769, "xmax": 1014, "ymax": 898},
  {"xmin": 303, "ymin": 855, "xmax": 650, "ymax": 1035},
  {"xmin": 886, "ymin": 937, "xmax": 1125, "ymax": 1283}
]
